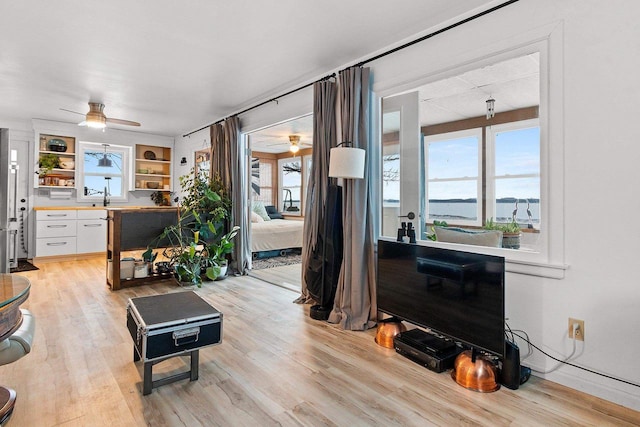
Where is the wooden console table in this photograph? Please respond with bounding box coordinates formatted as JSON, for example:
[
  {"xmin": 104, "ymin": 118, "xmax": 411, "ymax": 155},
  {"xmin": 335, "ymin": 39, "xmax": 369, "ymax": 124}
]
[{"xmin": 106, "ymin": 207, "xmax": 178, "ymax": 290}]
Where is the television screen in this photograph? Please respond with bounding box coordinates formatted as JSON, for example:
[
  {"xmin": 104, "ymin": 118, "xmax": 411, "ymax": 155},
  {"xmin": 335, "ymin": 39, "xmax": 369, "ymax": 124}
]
[{"xmin": 377, "ymin": 240, "xmax": 505, "ymax": 358}]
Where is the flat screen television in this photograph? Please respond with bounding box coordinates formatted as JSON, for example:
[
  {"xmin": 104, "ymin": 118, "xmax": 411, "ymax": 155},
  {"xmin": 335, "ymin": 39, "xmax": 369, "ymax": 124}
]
[{"xmin": 377, "ymin": 239, "xmax": 505, "ymax": 359}]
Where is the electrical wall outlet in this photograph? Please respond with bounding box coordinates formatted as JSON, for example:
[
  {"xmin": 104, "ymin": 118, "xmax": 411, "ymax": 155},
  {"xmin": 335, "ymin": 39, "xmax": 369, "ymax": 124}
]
[{"xmin": 568, "ymin": 318, "xmax": 585, "ymax": 341}]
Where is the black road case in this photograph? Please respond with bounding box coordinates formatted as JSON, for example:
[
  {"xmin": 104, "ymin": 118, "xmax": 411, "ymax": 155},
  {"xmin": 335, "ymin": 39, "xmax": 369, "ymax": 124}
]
[{"xmin": 126, "ymin": 291, "xmax": 222, "ymax": 394}]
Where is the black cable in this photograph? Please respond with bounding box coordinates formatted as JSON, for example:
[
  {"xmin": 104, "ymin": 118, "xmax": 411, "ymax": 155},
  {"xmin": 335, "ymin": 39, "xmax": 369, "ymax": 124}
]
[{"xmin": 510, "ymin": 331, "xmax": 640, "ymax": 388}]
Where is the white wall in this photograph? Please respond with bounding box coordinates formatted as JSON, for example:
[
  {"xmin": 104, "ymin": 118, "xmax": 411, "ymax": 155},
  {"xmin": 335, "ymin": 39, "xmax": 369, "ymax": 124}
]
[
  {"xmin": 359, "ymin": 0, "xmax": 639, "ymax": 410},
  {"xmin": 173, "ymin": 127, "xmax": 211, "ymax": 200}
]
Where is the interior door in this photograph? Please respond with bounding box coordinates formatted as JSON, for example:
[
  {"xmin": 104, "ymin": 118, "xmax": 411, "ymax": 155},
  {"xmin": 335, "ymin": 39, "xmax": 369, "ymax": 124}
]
[{"xmin": 380, "ymin": 91, "xmax": 422, "ymax": 240}]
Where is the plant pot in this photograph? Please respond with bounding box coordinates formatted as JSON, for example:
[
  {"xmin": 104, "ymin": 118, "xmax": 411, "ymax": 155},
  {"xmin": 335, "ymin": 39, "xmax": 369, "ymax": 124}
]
[
  {"xmin": 502, "ymin": 232, "xmax": 521, "ymax": 249},
  {"xmin": 216, "ymin": 264, "xmax": 228, "ymax": 280}
]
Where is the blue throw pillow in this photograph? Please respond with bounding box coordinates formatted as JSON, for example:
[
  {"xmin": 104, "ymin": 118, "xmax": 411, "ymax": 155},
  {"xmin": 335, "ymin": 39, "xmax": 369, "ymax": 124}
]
[{"xmin": 265, "ymin": 205, "xmax": 284, "ymax": 219}]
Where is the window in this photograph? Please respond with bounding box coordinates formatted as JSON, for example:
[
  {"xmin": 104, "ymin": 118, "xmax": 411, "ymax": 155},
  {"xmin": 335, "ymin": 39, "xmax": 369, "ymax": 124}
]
[
  {"xmin": 77, "ymin": 142, "xmax": 132, "ymax": 203},
  {"xmin": 487, "ymin": 120, "xmax": 540, "ymax": 229},
  {"xmin": 278, "ymin": 158, "xmax": 302, "ymax": 215},
  {"xmin": 424, "ymin": 129, "xmax": 482, "ymax": 227},
  {"xmin": 251, "ymin": 157, "xmax": 276, "ymax": 206},
  {"xmin": 423, "ymin": 120, "xmax": 540, "ymax": 249}
]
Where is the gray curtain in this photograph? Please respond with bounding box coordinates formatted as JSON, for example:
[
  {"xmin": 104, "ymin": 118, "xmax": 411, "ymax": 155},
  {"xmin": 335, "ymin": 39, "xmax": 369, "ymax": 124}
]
[
  {"xmin": 296, "ymin": 79, "xmax": 337, "ymax": 304},
  {"xmin": 210, "ymin": 117, "xmax": 250, "ymax": 275},
  {"xmin": 328, "ymin": 66, "xmax": 377, "ymax": 330},
  {"xmin": 225, "ymin": 116, "xmax": 250, "ymax": 275}
]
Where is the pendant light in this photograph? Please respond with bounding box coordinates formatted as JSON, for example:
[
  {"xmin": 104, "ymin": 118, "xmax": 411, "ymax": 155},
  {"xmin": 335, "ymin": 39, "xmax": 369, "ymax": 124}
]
[
  {"xmin": 98, "ymin": 144, "xmax": 112, "ymax": 167},
  {"xmin": 486, "ymin": 97, "xmax": 495, "ymax": 120}
]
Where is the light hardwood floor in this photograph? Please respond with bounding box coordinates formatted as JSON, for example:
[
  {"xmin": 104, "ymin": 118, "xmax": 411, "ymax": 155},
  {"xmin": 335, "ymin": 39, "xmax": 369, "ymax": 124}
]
[
  {"xmin": 3, "ymin": 257, "xmax": 639, "ymax": 426},
  {"xmin": 248, "ymin": 263, "xmax": 302, "ymax": 293}
]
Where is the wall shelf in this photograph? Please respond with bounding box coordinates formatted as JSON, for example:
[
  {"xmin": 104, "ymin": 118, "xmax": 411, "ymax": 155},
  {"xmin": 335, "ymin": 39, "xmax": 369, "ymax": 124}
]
[
  {"xmin": 36, "ymin": 134, "xmax": 77, "ymax": 189},
  {"xmin": 135, "ymin": 144, "xmax": 172, "ymax": 191}
]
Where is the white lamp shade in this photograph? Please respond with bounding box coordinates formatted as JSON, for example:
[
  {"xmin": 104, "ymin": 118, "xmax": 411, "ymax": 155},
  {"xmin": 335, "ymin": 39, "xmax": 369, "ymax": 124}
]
[{"xmin": 329, "ymin": 147, "xmax": 365, "ymax": 179}]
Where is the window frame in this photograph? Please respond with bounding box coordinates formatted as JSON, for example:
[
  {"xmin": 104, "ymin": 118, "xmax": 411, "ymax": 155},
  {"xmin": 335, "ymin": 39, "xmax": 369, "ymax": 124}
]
[
  {"xmin": 277, "ymin": 157, "xmax": 303, "ymax": 216},
  {"xmin": 423, "ymin": 127, "xmax": 484, "ymax": 228},
  {"xmin": 374, "ymin": 33, "xmax": 567, "ymax": 278},
  {"xmin": 76, "ymin": 141, "xmax": 132, "ymax": 203},
  {"xmin": 485, "ymin": 118, "xmax": 541, "ymax": 228}
]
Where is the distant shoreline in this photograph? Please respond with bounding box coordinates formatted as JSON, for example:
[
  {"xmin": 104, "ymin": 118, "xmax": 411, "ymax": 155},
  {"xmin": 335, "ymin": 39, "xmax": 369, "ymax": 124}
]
[{"xmin": 384, "ymin": 198, "xmax": 540, "ymax": 204}]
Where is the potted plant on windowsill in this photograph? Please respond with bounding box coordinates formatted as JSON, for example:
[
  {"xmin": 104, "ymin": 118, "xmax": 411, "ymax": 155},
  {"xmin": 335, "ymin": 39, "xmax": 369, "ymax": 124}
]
[
  {"xmin": 484, "ymin": 218, "xmax": 521, "ymax": 249},
  {"xmin": 499, "ymin": 219, "xmax": 522, "ymax": 249}
]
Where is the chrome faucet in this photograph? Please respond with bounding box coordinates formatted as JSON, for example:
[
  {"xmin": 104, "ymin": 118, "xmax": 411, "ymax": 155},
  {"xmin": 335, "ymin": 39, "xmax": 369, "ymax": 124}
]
[{"xmin": 103, "ymin": 186, "xmax": 110, "ymax": 207}]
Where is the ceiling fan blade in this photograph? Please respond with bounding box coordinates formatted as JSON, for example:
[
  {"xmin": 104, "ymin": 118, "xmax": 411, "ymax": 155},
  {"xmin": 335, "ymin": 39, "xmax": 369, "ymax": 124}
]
[
  {"xmin": 106, "ymin": 117, "xmax": 141, "ymax": 127},
  {"xmin": 60, "ymin": 108, "xmax": 86, "ymax": 116}
]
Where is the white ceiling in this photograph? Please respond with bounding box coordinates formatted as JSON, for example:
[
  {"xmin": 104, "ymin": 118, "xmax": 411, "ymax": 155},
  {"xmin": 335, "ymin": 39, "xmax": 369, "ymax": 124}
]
[
  {"xmin": 0, "ymin": 0, "xmax": 494, "ymax": 137},
  {"xmin": 418, "ymin": 52, "xmax": 539, "ymax": 126}
]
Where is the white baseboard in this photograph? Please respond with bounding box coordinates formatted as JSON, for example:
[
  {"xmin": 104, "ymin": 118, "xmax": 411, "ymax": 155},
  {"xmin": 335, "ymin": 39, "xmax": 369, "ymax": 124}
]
[{"xmin": 526, "ymin": 361, "xmax": 640, "ymax": 412}]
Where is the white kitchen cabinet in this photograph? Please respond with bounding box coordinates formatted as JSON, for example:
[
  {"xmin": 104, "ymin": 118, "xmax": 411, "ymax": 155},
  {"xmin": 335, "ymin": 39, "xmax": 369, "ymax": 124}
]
[
  {"xmin": 35, "ymin": 210, "xmax": 77, "ymax": 256},
  {"xmin": 76, "ymin": 210, "xmax": 107, "ymax": 254},
  {"xmin": 35, "ymin": 209, "xmax": 107, "ymax": 257}
]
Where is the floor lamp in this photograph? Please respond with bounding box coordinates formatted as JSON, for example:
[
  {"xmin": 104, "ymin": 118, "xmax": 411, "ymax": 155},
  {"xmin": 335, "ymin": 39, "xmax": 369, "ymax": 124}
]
[{"xmin": 309, "ymin": 142, "xmax": 365, "ymax": 320}]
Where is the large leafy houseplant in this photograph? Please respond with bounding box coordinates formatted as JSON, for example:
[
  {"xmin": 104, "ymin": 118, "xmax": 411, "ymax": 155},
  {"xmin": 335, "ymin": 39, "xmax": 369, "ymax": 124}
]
[
  {"xmin": 152, "ymin": 169, "xmax": 237, "ymax": 286},
  {"xmin": 178, "ymin": 169, "xmax": 229, "ymax": 242},
  {"xmin": 203, "ymin": 226, "xmax": 240, "ymax": 280}
]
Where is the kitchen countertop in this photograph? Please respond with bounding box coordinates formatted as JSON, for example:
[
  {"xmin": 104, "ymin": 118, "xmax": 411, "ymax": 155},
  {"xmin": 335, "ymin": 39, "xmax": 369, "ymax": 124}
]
[{"xmin": 33, "ymin": 206, "xmax": 177, "ymax": 211}]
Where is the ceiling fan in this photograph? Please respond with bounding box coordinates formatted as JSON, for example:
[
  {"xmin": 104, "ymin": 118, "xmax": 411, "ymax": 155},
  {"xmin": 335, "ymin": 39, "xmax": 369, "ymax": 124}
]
[
  {"xmin": 61, "ymin": 102, "xmax": 141, "ymax": 129},
  {"xmin": 289, "ymin": 135, "xmax": 311, "ymax": 154}
]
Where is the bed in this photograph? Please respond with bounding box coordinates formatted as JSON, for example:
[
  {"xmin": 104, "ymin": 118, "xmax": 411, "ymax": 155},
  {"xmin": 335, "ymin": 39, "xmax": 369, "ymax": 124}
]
[{"xmin": 250, "ymin": 219, "xmax": 304, "ymax": 253}]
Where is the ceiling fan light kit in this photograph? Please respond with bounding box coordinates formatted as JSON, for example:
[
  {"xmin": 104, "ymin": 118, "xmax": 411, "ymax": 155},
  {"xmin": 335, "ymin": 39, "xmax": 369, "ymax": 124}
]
[
  {"xmin": 62, "ymin": 102, "xmax": 141, "ymax": 129},
  {"xmin": 289, "ymin": 135, "xmax": 301, "ymax": 154}
]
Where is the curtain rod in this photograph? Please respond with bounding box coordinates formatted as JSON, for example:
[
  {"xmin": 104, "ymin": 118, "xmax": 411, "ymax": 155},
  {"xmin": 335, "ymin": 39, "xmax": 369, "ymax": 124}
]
[
  {"xmin": 349, "ymin": 0, "xmax": 520, "ymax": 70},
  {"xmin": 182, "ymin": 0, "xmax": 520, "ymax": 138},
  {"xmin": 182, "ymin": 73, "xmax": 335, "ymax": 137}
]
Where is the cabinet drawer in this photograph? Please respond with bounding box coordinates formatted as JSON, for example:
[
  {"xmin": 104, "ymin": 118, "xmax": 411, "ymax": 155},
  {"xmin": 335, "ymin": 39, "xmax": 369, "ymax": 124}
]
[
  {"xmin": 77, "ymin": 210, "xmax": 107, "ymax": 220},
  {"xmin": 36, "ymin": 237, "xmax": 77, "ymax": 257},
  {"xmin": 36, "ymin": 210, "xmax": 77, "ymax": 221},
  {"xmin": 37, "ymin": 220, "xmax": 77, "ymax": 238},
  {"xmin": 77, "ymin": 219, "xmax": 107, "ymax": 253}
]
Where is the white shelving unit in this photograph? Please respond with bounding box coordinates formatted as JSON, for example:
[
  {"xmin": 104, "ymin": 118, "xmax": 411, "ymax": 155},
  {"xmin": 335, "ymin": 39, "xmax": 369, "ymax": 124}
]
[
  {"xmin": 35, "ymin": 134, "xmax": 77, "ymax": 189},
  {"xmin": 134, "ymin": 144, "xmax": 172, "ymax": 192}
]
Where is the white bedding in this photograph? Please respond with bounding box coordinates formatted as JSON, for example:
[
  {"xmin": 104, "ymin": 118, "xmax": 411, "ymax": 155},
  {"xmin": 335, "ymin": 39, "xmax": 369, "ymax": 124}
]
[{"xmin": 251, "ymin": 219, "xmax": 304, "ymax": 252}]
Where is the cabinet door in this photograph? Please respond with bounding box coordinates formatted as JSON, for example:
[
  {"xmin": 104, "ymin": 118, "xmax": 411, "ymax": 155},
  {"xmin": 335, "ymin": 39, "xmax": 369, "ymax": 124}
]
[{"xmin": 77, "ymin": 219, "xmax": 107, "ymax": 254}]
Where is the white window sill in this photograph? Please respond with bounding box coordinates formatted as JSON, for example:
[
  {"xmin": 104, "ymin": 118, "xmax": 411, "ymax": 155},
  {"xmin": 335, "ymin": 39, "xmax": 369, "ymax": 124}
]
[
  {"xmin": 411, "ymin": 239, "xmax": 568, "ymax": 280},
  {"xmin": 506, "ymin": 259, "xmax": 568, "ymax": 279}
]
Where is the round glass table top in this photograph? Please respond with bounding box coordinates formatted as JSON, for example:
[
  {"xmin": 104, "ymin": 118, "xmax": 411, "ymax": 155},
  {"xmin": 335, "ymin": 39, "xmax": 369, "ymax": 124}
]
[{"xmin": 0, "ymin": 274, "xmax": 31, "ymax": 309}]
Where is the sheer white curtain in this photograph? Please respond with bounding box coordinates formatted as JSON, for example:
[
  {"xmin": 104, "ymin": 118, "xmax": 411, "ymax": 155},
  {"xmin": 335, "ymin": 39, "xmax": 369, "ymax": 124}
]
[{"xmin": 328, "ymin": 66, "xmax": 377, "ymax": 330}]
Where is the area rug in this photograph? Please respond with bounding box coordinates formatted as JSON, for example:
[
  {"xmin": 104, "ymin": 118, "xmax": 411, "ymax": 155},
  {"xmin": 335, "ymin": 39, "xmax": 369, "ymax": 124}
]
[
  {"xmin": 252, "ymin": 253, "xmax": 301, "ymax": 270},
  {"xmin": 10, "ymin": 260, "xmax": 39, "ymax": 273}
]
